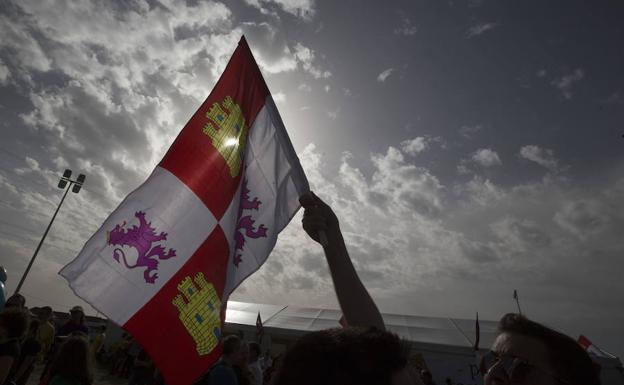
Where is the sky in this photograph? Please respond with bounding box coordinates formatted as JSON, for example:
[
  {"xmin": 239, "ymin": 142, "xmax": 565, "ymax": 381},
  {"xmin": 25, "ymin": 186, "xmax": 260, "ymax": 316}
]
[{"xmin": 1, "ymin": 0, "xmax": 623, "ymax": 357}]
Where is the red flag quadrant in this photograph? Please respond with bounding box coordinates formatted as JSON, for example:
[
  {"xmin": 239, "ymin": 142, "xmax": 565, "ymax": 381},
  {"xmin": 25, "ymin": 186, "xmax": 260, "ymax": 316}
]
[{"xmin": 60, "ymin": 36, "xmax": 309, "ymax": 385}]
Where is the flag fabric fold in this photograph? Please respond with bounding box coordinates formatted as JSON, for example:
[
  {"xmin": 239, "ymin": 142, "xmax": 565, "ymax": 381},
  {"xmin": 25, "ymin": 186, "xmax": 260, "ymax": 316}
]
[
  {"xmin": 60, "ymin": 36, "xmax": 308, "ymax": 385},
  {"xmin": 578, "ymin": 335, "xmax": 616, "ymax": 359}
]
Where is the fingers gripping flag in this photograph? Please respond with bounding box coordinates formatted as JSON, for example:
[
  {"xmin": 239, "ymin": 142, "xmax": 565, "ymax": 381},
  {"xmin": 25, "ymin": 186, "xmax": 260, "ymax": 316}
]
[{"xmin": 60, "ymin": 36, "xmax": 309, "ymax": 385}]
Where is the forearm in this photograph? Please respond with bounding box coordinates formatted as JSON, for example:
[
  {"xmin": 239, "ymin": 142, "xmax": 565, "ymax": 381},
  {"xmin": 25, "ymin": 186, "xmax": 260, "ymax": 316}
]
[{"xmin": 324, "ymin": 229, "xmax": 385, "ymax": 330}]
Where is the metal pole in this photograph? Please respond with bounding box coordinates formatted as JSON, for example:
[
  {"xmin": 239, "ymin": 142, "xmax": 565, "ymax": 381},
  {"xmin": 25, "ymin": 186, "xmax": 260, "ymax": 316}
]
[
  {"xmin": 515, "ymin": 297, "xmax": 523, "ymax": 315},
  {"xmin": 14, "ymin": 182, "xmax": 72, "ymax": 294}
]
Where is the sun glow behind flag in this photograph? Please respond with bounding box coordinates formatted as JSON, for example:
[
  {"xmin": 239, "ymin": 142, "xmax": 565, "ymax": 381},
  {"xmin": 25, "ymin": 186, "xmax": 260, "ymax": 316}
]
[{"xmin": 60, "ymin": 36, "xmax": 309, "ymax": 385}]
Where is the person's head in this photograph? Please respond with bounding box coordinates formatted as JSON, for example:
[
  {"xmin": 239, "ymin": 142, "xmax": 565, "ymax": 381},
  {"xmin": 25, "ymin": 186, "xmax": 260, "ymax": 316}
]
[
  {"xmin": 234, "ymin": 340, "xmax": 250, "ymax": 367},
  {"xmin": 222, "ymin": 335, "xmax": 242, "ymax": 363},
  {"xmin": 271, "ymin": 327, "xmax": 416, "ymax": 385},
  {"xmin": 50, "ymin": 335, "xmax": 94, "ymax": 385},
  {"xmin": 39, "ymin": 306, "xmax": 53, "ymax": 322},
  {"xmin": 484, "ymin": 313, "xmax": 600, "ymax": 385},
  {"xmin": 5, "ymin": 293, "xmax": 26, "ymax": 309},
  {"xmin": 249, "ymin": 342, "xmax": 261, "ymax": 363},
  {"xmin": 0, "ymin": 307, "xmax": 29, "ymax": 340},
  {"xmin": 420, "ymin": 370, "xmax": 434, "ymax": 384},
  {"xmin": 0, "ymin": 266, "xmax": 6, "ymax": 283},
  {"xmin": 70, "ymin": 306, "xmax": 85, "ymax": 324}
]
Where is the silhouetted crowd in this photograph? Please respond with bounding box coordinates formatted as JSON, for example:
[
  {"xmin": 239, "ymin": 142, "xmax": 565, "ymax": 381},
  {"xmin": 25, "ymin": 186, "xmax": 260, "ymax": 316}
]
[
  {"xmin": 0, "ymin": 192, "xmax": 603, "ymax": 385},
  {"xmin": 0, "ymin": 296, "xmax": 94, "ymax": 385}
]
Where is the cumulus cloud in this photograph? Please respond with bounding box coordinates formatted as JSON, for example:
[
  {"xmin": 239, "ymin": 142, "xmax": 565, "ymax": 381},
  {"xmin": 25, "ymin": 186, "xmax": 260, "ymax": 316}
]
[
  {"xmin": 459, "ymin": 124, "xmax": 483, "ymax": 138},
  {"xmin": 455, "ymin": 176, "xmax": 505, "ymax": 206},
  {"xmin": 471, "ymin": 148, "xmax": 502, "ymax": 167},
  {"xmin": 466, "ymin": 22, "xmax": 499, "ymax": 38},
  {"xmin": 552, "ymin": 68, "xmax": 584, "ymax": 99},
  {"xmin": 519, "ymin": 145, "xmax": 559, "ymax": 172},
  {"xmin": 400, "ymin": 137, "xmax": 428, "ymax": 155},
  {"xmin": 245, "ymin": 0, "xmax": 316, "ymax": 21},
  {"xmin": 554, "ymin": 200, "xmax": 611, "ymax": 239},
  {"xmin": 377, "ymin": 68, "xmax": 394, "ymax": 82},
  {"xmin": 293, "ymin": 43, "xmax": 331, "ymax": 79},
  {"xmin": 233, "ymin": 141, "xmax": 624, "ymax": 345},
  {"xmin": 394, "ymin": 15, "xmax": 417, "ymax": 36}
]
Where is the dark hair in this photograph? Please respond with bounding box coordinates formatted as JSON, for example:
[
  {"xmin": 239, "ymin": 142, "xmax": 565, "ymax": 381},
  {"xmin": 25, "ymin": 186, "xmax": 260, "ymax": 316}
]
[
  {"xmin": 5, "ymin": 293, "xmax": 26, "ymax": 309},
  {"xmin": 41, "ymin": 306, "xmax": 53, "ymax": 316},
  {"xmin": 249, "ymin": 342, "xmax": 261, "ymax": 358},
  {"xmin": 0, "ymin": 308, "xmax": 29, "ymax": 339},
  {"xmin": 49, "ymin": 336, "xmax": 94, "ymax": 385},
  {"xmin": 271, "ymin": 327, "xmax": 409, "ymax": 385},
  {"xmin": 222, "ymin": 335, "xmax": 242, "ymax": 356},
  {"xmin": 497, "ymin": 313, "xmax": 600, "ymax": 385}
]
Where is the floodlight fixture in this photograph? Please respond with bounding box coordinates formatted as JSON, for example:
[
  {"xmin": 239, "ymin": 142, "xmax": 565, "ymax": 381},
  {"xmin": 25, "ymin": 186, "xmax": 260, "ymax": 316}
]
[{"xmin": 15, "ymin": 168, "xmax": 87, "ymax": 294}]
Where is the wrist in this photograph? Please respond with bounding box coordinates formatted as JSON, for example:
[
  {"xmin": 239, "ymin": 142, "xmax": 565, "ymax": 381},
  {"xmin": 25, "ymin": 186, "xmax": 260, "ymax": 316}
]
[{"xmin": 323, "ymin": 225, "xmax": 344, "ymax": 250}]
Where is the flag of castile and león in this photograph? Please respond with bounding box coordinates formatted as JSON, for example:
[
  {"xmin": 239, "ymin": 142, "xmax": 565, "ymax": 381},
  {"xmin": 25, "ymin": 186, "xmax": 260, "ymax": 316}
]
[{"xmin": 60, "ymin": 36, "xmax": 309, "ymax": 385}]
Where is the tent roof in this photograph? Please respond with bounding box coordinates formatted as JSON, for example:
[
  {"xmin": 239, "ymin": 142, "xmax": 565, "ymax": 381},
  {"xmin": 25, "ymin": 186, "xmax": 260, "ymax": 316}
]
[{"xmin": 225, "ymin": 300, "xmax": 499, "ymax": 349}]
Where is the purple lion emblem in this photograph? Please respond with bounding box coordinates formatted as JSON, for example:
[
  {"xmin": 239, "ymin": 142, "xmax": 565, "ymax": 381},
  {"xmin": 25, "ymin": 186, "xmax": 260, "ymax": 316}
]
[
  {"xmin": 107, "ymin": 211, "xmax": 177, "ymax": 284},
  {"xmin": 233, "ymin": 180, "xmax": 268, "ymax": 267}
]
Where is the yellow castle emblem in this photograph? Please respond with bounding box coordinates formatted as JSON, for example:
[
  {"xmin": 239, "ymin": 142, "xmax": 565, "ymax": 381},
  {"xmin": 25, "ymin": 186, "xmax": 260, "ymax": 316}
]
[
  {"xmin": 172, "ymin": 272, "xmax": 222, "ymax": 355},
  {"xmin": 202, "ymin": 96, "xmax": 248, "ymax": 177}
]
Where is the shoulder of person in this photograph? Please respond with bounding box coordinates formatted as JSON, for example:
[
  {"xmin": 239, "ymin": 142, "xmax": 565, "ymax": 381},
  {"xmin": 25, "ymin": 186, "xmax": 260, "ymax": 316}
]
[{"xmin": 209, "ymin": 363, "xmax": 237, "ymax": 381}]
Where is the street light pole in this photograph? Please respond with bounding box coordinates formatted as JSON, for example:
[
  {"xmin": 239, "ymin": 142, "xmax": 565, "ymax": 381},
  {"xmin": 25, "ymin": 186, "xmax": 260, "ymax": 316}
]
[{"xmin": 14, "ymin": 169, "xmax": 85, "ymax": 295}]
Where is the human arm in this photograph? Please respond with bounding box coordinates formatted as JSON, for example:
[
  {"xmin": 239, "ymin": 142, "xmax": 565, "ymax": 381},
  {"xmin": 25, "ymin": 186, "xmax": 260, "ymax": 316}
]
[{"xmin": 299, "ymin": 191, "xmax": 385, "ymax": 330}]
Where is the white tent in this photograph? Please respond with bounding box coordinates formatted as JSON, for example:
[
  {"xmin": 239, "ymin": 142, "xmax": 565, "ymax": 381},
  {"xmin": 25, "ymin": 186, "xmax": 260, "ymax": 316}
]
[{"xmin": 225, "ymin": 301, "xmax": 624, "ymax": 385}]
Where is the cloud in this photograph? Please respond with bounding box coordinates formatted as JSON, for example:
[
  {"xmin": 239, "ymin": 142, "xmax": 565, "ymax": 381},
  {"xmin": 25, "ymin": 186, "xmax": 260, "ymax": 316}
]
[
  {"xmin": 519, "ymin": 145, "xmax": 559, "ymax": 172},
  {"xmin": 459, "ymin": 124, "xmax": 483, "ymax": 138},
  {"xmin": 466, "ymin": 22, "xmax": 499, "ymax": 38},
  {"xmin": 552, "ymin": 68, "xmax": 584, "ymax": 99},
  {"xmin": 327, "ymin": 107, "xmax": 340, "ymax": 120},
  {"xmin": 471, "ymin": 148, "xmax": 502, "ymax": 167},
  {"xmin": 394, "ymin": 15, "xmax": 417, "ymax": 36},
  {"xmin": 554, "ymin": 200, "xmax": 611, "ymax": 239},
  {"xmin": 536, "ymin": 69, "xmax": 547, "ymax": 78},
  {"xmin": 377, "ymin": 68, "xmax": 394, "ymax": 82},
  {"xmin": 234, "ymin": 142, "xmax": 624, "ymax": 345},
  {"xmin": 3, "ymin": 0, "xmax": 624, "ymax": 358},
  {"xmin": 272, "ymin": 91, "xmax": 286, "ymax": 104},
  {"xmin": 298, "ymin": 83, "xmax": 312, "ymax": 92},
  {"xmin": 455, "ymin": 176, "xmax": 505, "ymax": 206},
  {"xmin": 245, "ymin": 0, "xmax": 316, "ymax": 21},
  {"xmin": 490, "ymin": 217, "xmax": 551, "ymax": 254},
  {"xmin": 400, "ymin": 137, "xmax": 428, "ymax": 155},
  {"xmin": 0, "ymin": 59, "xmax": 10, "ymax": 84},
  {"xmin": 400, "ymin": 136, "xmax": 445, "ymax": 156},
  {"xmin": 604, "ymin": 91, "xmax": 624, "ymax": 106},
  {"xmin": 323, "ymin": 84, "xmax": 330, "ymax": 93},
  {"xmin": 293, "ymin": 43, "xmax": 331, "ymax": 79}
]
